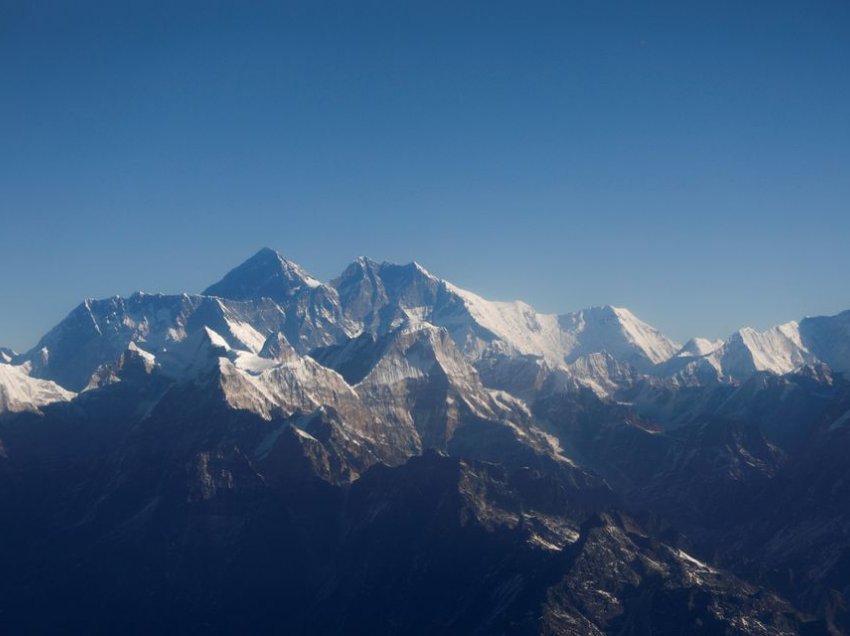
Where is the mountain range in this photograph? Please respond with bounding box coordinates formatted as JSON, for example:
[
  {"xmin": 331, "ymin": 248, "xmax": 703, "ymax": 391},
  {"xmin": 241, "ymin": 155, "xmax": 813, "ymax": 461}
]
[{"xmin": 1, "ymin": 248, "xmax": 849, "ymax": 634}]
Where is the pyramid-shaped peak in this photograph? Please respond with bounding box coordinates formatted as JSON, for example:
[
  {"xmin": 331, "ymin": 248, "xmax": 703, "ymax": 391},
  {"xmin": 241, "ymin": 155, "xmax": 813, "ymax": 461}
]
[
  {"xmin": 676, "ymin": 337, "xmax": 722, "ymax": 358},
  {"xmin": 203, "ymin": 248, "xmax": 321, "ymax": 303},
  {"xmin": 259, "ymin": 331, "xmax": 299, "ymax": 362},
  {"xmin": 247, "ymin": 248, "xmax": 317, "ymax": 279},
  {"xmin": 334, "ymin": 256, "xmax": 382, "ymax": 282}
]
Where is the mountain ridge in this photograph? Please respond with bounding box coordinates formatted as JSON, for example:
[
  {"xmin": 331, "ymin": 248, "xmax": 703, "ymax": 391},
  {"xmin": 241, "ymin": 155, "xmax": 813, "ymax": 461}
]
[
  {"xmin": 1, "ymin": 246, "xmax": 848, "ymax": 633},
  {"xmin": 9, "ymin": 248, "xmax": 849, "ymax": 403}
]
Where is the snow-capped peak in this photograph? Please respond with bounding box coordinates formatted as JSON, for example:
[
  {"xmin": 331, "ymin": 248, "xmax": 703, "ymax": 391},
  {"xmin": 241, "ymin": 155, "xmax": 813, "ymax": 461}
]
[
  {"xmin": 558, "ymin": 305, "xmax": 680, "ymax": 369},
  {"xmin": 442, "ymin": 281, "xmax": 566, "ymax": 363},
  {"xmin": 675, "ymin": 337, "xmax": 723, "ymax": 358},
  {"xmin": 715, "ymin": 321, "xmax": 815, "ymax": 380},
  {"xmin": 0, "ymin": 362, "xmax": 76, "ymax": 414},
  {"xmin": 16, "ymin": 247, "xmax": 850, "ymax": 404},
  {"xmin": 203, "ymin": 247, "xmax": 321, "ymax": 303}
]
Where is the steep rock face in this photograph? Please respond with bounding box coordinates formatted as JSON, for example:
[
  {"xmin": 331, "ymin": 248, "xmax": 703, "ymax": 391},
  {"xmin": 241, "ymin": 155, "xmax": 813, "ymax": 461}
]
[
  {"xmin": 278, "ymin": 283, "xmax": 351, "ymax": 351},
  {"xmin": 216, "ymin": 333, "xmax": 360, "ymax": 421},
  {"xmin": 176, "ymin": 328, "xmax": 417, "ymax": 466},
  {"xmin": 332, "ymin": 258, "xmax": 444, "ymax": 332},
  {"xmin": 473, "ymin": 353, "xmax": 552, "ymax": 403},
  {"xmin": 313, "ymin": 320, "xmax": 557, "ymax": 462}
]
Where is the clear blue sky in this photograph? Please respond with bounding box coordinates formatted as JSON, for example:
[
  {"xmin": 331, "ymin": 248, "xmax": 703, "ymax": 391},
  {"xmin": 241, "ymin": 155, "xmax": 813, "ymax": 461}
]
[{"xmin": 2, "ymin": 1, "xmax": 849, "ymax": 351}]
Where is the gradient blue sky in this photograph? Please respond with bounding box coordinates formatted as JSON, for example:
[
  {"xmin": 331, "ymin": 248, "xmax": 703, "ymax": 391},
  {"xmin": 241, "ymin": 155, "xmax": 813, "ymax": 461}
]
[{"xmin": 2, "ymin": 1, "xmax": 849, "ymax": 350}]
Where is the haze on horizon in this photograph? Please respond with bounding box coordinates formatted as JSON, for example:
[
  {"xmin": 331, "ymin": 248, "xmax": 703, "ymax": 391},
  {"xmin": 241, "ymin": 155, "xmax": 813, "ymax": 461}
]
[{"xmin": 1, "ymin": 1, "xmax": 849, "ymax": 351}]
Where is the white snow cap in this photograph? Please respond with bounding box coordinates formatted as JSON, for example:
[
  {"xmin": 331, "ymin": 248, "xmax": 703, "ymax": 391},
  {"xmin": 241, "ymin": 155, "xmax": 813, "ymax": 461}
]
[{"xmin": 0, "ymin": 363, "xmax": 76, "ymax": 414}]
